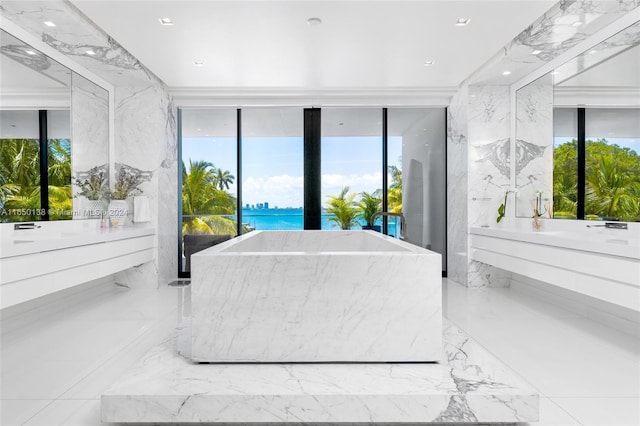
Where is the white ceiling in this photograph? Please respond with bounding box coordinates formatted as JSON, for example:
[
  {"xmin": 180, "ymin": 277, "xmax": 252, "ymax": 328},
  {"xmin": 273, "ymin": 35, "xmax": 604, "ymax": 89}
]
[{"xmin": 71, "ymin": 0, "xmax": 556, "ymax": 91}]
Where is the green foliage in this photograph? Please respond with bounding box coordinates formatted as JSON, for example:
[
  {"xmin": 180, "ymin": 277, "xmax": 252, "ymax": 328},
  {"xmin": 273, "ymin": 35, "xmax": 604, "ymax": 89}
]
[
  {"xmin": 1, "ymin": 138, "xmax": 73, "ymax": 222},
  {"xmin": 388, "ymin": 165, "xmax": 403, "ymax": 213},
  {"xmin": 326, "ymin": 186, "xmax": 359, "ymax": 230},
  {"xmin": 554, "ymin": 139, "xmax": 640, "ymax": 221},
  {"xmin": 358, "ymin": 189, "xmax": 382, "ymax": 225},
  {"xmin": 182, "ymin": 159, "xmax": 238, "ymax": 236}
]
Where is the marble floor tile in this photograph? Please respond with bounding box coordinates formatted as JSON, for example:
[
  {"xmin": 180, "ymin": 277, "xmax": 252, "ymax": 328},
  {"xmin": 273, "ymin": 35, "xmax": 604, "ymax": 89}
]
[
  {"xmin": 551, "ymin": 397, "xmax": 640, "ymax": 426},
  {"xmin": 0, "ymin": 399, "xmax": 54, "ymax": 426},
  {"xmin": 102, "ymin": 319, "xmax": 538, "ymax": 424},
  {"xmin": 23, "ymin": 399, "xmax": 101, "ymax": 426},
  {"xmin": 2, "ymin": 277, "xmax": 638, "ymax": 425},
  {"xmin": 530, "ymin": 397, "xmax": 581, "ymax": 425}
]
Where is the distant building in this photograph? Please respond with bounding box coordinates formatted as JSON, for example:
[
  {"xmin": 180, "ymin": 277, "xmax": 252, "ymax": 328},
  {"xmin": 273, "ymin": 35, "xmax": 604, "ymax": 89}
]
[{"xmin": 264, "ymin": 202, "xmax": 269, "ymax": 209}]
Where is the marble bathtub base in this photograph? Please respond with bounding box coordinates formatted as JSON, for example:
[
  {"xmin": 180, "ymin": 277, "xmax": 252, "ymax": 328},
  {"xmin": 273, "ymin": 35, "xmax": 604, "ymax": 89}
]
[{"xmin": 101, "ymin": 319, "xmax": 538, "ymax": 423}]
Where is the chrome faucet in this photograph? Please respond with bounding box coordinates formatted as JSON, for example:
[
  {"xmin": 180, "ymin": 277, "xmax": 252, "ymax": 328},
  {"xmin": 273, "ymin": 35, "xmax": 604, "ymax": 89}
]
[
  {"xmin": 586, "ymin": 222, "xmax": 628, "ymax": 230},
  {"xmin": 14, "ymin": 223, "xmax": 41, "ymax": 230},
  {"xmin": 370, "ymin": 211, "xmax": 407, "ymax": 240}
]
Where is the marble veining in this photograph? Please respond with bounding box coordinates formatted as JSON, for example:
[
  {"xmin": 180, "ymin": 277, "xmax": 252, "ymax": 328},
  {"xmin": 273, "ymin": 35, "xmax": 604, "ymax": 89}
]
[
  {"xmin": 190, "ymin": 231, "xmax": 442, "ymax": 362},
  {"xmin": 471, "ymin": 0, "xmax": 640, "ymax": 85},
  {"xmin": 515, "ymin": 73, "xmax": 554, "ymax": 217},
  {"xmin": 446, "ymin": 87, "xmax": 469, "ymax": 286},
  {"xmin": 101, "ymin": 319, "xmax": 539, "ymax": 423}
]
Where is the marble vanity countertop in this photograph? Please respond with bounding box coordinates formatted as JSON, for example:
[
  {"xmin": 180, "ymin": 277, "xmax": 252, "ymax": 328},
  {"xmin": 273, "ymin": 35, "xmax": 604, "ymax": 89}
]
[
  {"xmin": 470, "ymin": 226, "xmax": 640, "ymax": 260},
  {"xmin": 0, "ymin": 225, "xmax": 155, "ymax": 259}
]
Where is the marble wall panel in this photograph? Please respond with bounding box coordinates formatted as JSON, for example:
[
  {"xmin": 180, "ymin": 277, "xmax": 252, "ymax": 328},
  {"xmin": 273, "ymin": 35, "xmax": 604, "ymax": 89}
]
[
  {"xmin": 113, "ymin": 85, "xmax": 177, "ymax": 288},
  {"xmin": 471, "ymin": 0, "xmax": 640, "ymax": 86},
  {"xmin": 446, "ymin": 86, "xmax": 469, "ymax": 286},
  {"xmin": 515, "ymin": 74, "xmax": 554, "ymax": 217},
  {"xmin": 1, "ymin": 1, "xmax": 177, "ymax": 288}
]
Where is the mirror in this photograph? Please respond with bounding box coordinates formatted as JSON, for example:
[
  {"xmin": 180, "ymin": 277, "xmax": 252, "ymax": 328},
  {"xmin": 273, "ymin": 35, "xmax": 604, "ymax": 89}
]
[
  {"xmin": 0, "ymin": 29, "xmax": 109, "ymax": 222},
  {"xmin": 515, "ymin": 20, "xmax": 640, "ymax": 221}
]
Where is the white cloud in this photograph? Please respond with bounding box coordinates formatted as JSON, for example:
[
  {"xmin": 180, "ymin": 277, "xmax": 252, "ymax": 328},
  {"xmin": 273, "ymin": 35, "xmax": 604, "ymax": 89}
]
[
  {"xmin": 243, "ymin": 175, "xmax": 304, "ymax": 208},
  {"xmin": 242, "ymin": 172, "xmax": 383, "ymax": 208}
]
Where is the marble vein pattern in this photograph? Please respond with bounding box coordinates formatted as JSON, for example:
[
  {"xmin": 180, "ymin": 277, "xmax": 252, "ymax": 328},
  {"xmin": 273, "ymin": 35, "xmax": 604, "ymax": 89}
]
[
  {"xmin": 0, "ymin": 0, "xmax": 162, "ymax": 86},
  {"xmin": 468, "ymin": 86, "xmax": 510, "ymax": 228},
  {"xmin": 114, "ymin": 85, "xmax": 177, "ymax": 288},
  {"xmin": 101, "ymin": 319, "xmax": 539, "ymax": 424},
  {"xmin": 470, "ymin": 0, "xmax": 640, "ymax": 85},
  {"xmin": 515, "ymin": 74, "xmax": 554, "ymax": 217},
  {"xmin": 190, "ymin": 231, "xmax": 442, "ymax": 362},
  {"xmin": 446, "ymin": 87, "xmax": 469, "ymax": 287}
]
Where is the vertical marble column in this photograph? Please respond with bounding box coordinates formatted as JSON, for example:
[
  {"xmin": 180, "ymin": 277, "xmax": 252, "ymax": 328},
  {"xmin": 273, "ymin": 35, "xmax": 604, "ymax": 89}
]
[
  {"xmin": 467, "ymin": 85, "xmax": 512, "ymax": 288},
  {"xmin": 514, "ymin": 74, "xmax": 554, "ymax": 218},
  {"xmin": 446, "ymin": 86, "xmax": 470, "ymax": 285},
  {"xmin": 113, "ymin": 85, "xmax": 177, "ymax": 288},
  {"xmin": 447, "ymin": 85, "xmax": 512, "ymax": 288}
]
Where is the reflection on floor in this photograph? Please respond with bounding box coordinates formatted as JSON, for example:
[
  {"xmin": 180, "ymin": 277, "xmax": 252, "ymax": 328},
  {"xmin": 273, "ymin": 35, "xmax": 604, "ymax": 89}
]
[{"xmin": 1, "ymin": 278, "xmax": 638, "ymax": 425}]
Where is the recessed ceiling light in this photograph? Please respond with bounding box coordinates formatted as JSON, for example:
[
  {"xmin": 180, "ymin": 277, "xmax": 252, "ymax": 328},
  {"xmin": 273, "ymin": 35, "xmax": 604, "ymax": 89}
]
[
  {"xmin": 531, "ymin": 49, "xmax": 542, "ymax": 55},
  {"xmin": 455, "ymin": 18, "xmax": 471, "ymax": 26},
  {"xmin": 307, "ymin": 17, "xmax": 322, "ymax": 26},
  {"xmin": 86, "ymin": 50, "xmax": 96, "ymax": 56},
  {"xmin": 159, "ymin": 18, "xmax": 174, "ymax": 26},
  {"xmin": 193, "ymin": 60, "xmax": 204, "ymax": 66},
  {"xmin": 25, "ymin": 49, "xmax": 37, "ymax": 55},
  {"xmin": 43, "ymin": 21, "xmax": 56, "ymax": 27},
  {"xmin": 423, "ymin": 60, "xmax": 435, "ymax": 66},
  {"xmin": 572, "ymin": 21, "xmax": 583, "ymax": 27},
  {"xmin": 502, "ymin": 70, "xmax": 512, "ymax": 76}
]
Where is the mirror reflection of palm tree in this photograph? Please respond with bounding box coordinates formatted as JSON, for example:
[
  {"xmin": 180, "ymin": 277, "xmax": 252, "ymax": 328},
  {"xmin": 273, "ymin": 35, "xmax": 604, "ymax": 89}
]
[{"xmin": 0, "ymin": 138, "xmax": 72, "ymax": 221}]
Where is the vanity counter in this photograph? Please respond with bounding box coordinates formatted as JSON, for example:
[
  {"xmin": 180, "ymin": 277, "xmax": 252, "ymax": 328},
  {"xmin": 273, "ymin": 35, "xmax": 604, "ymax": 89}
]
[
  {"xmin": 0, "ymin": 225, "xmax": 155, "ymax": 259},
  {"xmin": 469, "ymin": 225, "xmax": 640, "ymax": 311},
  {"xmin": 470, "ymin": 226, "xmax": 640, "ymax": 260},
  {"xmin": 1, "ymin": 223, "xmax": 156, "ymax": 309}
]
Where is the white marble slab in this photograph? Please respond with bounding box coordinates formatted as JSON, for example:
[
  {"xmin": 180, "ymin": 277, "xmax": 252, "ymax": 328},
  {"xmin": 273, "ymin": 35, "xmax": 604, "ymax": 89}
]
[
  {"xmin": 190, "ymin": 231, "xmax": 442, "ymax": 362},
  {"xmin": 101, "ymin": 319, "xmax": 539, "ymax": 423}
]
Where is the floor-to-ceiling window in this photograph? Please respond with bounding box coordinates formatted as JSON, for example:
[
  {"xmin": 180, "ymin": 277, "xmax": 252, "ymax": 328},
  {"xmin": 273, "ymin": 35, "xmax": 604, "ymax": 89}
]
[
  {"xmin": 320, "ymin": 108, "xmax": 383, "ymax": 231},
  {"xmin": 241, "ymin": 108, "xmax": 304, "ymax": 232},
  {"xmin": 178, "ymin": 106, "xmax": 448, "ymax": 276},
  {"xmin": 388, "ymin": 108, "xmax": 447, "ymax": 270},
  {"xmin": 180, "ymin": 108, "xmax": 238, "ymax": 274}
]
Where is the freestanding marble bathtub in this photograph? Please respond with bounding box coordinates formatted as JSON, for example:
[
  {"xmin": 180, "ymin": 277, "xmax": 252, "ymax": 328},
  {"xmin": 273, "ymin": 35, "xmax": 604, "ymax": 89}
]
[{"xmin": 191, "ymin": 230, "xmax": 442, "ymax": 362}]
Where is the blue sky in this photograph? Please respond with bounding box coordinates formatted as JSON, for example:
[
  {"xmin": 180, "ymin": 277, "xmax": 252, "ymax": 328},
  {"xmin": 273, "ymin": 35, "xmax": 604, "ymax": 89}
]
[{"xmin": 183, "ymin": 136, "xmax": 402, "ymax": 208}]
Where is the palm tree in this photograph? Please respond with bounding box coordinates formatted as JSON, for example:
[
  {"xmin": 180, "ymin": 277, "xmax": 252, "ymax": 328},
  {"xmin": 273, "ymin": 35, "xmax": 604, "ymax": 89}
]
[
  {"xmin": 585, "ymin": 156, "xmax": 639, "ymax": 219},
  {"xmin": 47, "ymin": 139, "xmax": 72, "ymax": 220},
  {"xmin": 0, "ymin": 139, "xmax": 41, "ymax": 221},
  {"xmin": 358, "ymin": 189, "xmax": 382, "ymax": 227},
  {"xmin": 213, "ymin": 168, "xmax": 235, "ymax": 191},
  {"xmin": 388, "ymin": 165, "xmax": 403, "ymax": 213},
  {"xmin": 182, "ymin": 159, "xmax": 237, "ymax": 236},
  {"xmin": 326, "ymin": 186, "xmax": 359, "ymax": 230}
]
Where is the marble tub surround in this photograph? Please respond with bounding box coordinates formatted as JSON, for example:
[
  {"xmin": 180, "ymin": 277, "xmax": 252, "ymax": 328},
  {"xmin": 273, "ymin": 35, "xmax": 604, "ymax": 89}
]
[
  {"xmin": 191, "ymin": 230, "xmax": 442, "ymax": 362},
  {"xmin": 101, "ymin": 319, "xmax": 539, "ymax": 424}
]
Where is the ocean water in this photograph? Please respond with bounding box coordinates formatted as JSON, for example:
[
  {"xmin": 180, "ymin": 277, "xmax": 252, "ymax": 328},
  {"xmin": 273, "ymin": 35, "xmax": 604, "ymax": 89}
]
[{"xmin": 241, "ymin": 208, "xmax": 398, "ymax": 236}]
